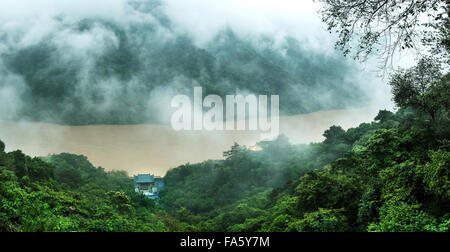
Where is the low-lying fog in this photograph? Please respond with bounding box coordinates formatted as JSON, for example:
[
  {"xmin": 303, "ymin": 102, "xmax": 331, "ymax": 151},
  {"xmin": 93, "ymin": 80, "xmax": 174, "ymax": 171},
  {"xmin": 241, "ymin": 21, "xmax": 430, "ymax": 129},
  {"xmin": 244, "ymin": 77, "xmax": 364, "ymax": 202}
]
[{"xmin": 0, "ymin": 107, "xmax": 381, "ymax": 176}]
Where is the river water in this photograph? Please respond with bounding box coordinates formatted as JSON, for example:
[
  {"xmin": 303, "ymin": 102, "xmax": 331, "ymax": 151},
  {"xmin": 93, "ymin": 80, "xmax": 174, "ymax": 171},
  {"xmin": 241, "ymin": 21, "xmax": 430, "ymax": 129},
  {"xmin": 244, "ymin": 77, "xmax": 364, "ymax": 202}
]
[{"xmin": 0, "ymin": 107, "xmax": 380, "ymax": 176}]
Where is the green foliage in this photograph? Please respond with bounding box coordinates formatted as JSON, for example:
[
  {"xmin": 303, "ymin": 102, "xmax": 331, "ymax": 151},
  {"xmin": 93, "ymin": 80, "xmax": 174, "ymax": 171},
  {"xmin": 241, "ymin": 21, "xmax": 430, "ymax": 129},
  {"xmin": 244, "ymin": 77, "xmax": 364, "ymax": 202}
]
[
  {"xmin": 9, "ymin": 151, "xmax": 27, "ymax": 179},
  {"xmin": 0, "ymin": 151, "xmax": 183, "ymax": 232},
  {"xmin": 423, "ymin": 150, "xmax": 450, "ymax": 200},
  {"xmin": 172, "ymin": 72, "xmax": 448, "ymax": 232},
  {"xmin": 368, "ymin": 202, "xmax": 439, "ymax": 232},
  {"xmin": 295, "ymin": 169, "xmax": 362, "ymax": 226},
  {"xmin": 0, "ymin": 140, "xmax": 5, "ymax": 152},
  {"xmin": 0, "ymin": 140, "xmax": 6, "ymax": 167},
  {"xmin": 290, "ymin": 208, "xmax": 350, "ymax": 232},
  {"xmin": 106, "ymin": 191, "xmax": 133, "ymax": 215},
  {"xmin": 162, "ymin": 137, "xmax": 323, "ymax": 215},
  {"xmin": 389, "ymin": 58, "xmax": 444, "ymax": 122},
  {"xmin": 0, "ymin": 70, "xmax": 449, "ymax": 232},
  {"xmin": 323, "ymin": 126, "xmax": 347, "ymax": 145}
]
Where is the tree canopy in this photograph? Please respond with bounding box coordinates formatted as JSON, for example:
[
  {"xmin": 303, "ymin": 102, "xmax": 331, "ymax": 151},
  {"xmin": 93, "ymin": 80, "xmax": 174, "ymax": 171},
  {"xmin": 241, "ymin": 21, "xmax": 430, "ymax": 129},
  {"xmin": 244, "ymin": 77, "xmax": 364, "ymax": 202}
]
[{"xmin": 318, "ymin": 0, "xmax": 449, "ymax": 67}]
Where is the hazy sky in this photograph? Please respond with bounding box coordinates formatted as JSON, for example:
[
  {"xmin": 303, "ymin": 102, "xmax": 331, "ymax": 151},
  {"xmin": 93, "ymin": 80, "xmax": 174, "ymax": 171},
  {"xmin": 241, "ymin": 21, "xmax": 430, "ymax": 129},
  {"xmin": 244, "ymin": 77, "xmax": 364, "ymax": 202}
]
[
  {"xmin": 163, "ymin": 0, "xmax": 328, "ymax": 46},
  {"xmin": 0, "ymin": 0, "xmax": 328, "ymax": 46}
]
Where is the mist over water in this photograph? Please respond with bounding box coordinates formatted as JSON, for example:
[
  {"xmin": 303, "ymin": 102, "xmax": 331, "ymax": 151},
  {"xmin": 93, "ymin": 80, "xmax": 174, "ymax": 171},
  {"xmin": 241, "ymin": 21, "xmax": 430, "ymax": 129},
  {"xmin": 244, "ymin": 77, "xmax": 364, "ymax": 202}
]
[
  {"xmin": 0, "ymin": 107, "xmax": 381, "ymax": 176},
  {"xmin": 0, "ymin": 0, "xmax": 391, "ymax": 124}
]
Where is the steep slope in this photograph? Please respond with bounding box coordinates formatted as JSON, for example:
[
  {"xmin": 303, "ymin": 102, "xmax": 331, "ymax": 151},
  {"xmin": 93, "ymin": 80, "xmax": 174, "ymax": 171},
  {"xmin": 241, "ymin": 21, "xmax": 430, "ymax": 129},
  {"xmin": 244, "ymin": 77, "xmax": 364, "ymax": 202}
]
[{"xmin": 0, "ymin": 0, "xmax": 368, "ymax": 125}]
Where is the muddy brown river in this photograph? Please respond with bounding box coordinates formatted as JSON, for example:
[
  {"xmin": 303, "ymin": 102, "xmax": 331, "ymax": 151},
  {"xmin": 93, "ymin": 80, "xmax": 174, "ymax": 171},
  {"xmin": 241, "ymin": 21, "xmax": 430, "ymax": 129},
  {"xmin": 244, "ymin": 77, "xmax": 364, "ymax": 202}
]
[{"xmin": 0, "ymin": 107, "xmax": 380, "ymax": 176}]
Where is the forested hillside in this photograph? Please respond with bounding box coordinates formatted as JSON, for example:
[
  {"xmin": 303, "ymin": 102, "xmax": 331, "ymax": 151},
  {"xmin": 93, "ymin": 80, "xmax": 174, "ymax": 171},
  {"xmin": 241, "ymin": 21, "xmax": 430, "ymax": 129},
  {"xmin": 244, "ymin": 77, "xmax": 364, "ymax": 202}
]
[
  {"xmin": 1, "ymin": 0, "xmax": 448, "ymax": 233},
  {"xmin": 0, "ymin": 0, "xmax": 369, "ymax": 125},
  {"xmin": 1, "ymin": 72, "xmax": 448, "ymax": 232},
  {"xmin": 162, "ymin": 74, "xmax": 450, "ymax": 232},
  {"xmin": 0, "ymin": 150, "xmax": 176, "ymax": 232}
]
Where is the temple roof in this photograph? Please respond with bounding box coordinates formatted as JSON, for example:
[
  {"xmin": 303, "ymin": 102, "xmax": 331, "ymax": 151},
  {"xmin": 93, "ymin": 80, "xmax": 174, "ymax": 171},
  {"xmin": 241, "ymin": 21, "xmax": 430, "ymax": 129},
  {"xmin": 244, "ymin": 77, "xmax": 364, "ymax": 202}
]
[{"xmin": 134, "ymin": 174, "xmax": 155, "ymax": 183}]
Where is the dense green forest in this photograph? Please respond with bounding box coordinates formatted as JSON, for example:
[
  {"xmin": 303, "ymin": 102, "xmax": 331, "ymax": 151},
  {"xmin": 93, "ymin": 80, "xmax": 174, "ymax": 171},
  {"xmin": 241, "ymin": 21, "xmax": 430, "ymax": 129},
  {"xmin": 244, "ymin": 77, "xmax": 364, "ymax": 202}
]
[
  {"xmin": 1, "ymin": 71, "xmax": 448, "ymax": 232},
  {"xmin": 1, "ymin": 0, "xmax": 449, "ymax": 232}
]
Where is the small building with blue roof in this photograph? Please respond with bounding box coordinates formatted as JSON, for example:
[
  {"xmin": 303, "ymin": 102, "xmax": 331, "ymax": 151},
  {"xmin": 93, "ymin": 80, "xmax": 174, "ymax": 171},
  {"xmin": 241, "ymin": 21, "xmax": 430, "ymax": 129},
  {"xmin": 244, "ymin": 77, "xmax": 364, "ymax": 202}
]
[{"xmin": 133, "ymin": 174, "xmax": 164, "ymax": 200}]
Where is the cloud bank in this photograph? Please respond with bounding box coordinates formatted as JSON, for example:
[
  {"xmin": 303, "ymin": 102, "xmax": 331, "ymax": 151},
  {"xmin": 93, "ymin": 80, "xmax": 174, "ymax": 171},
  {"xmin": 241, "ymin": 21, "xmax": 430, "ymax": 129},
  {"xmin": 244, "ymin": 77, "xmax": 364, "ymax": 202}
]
[{"xmin": 0, "ymin": 0, "xmax": 393, "ymax": 125}]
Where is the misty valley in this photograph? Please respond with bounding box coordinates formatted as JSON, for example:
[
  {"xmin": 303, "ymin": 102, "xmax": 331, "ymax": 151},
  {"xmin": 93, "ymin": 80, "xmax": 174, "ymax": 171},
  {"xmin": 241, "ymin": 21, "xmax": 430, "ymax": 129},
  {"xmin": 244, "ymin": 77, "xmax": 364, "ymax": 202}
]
[
  {"xmin": 0, "ymin": 2, "xmax": 372, "ymax": 126},
  {"xmin": 0, "ymin": 0, "xmax": 449, "ymax": 235}
]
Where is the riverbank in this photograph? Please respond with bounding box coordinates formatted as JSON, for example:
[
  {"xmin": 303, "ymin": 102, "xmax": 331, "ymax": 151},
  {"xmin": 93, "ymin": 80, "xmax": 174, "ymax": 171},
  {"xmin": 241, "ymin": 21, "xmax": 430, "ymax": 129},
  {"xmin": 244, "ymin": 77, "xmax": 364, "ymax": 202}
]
[{"xmin": 0, "ymin": 107, "xmax": 381, "ymax": 176}]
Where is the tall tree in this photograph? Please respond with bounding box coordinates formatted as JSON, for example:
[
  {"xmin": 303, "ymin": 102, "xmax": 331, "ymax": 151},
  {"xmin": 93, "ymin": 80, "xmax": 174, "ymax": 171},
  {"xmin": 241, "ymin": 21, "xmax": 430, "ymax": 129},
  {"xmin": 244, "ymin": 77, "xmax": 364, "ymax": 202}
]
[
  {"xmin": 223, "ymin": 143, "xmax": 245, "ymax": 161},
  {"xmin": 0, "ymin": 140, "xmax": 5, "ymax": 167},
  {"xmin": 11, "ymin": 150, "xmax": 26, "ymax": 179},
  {"xmin": 0, "ymin": 140, "xmax": 5, "ymax": 153},
  {"xmin": 318, "ymin": 0, "xmax": 449, "ymax": 68},
  {"xmin": 389, "ymin": 57, "xmax": 445, "ymax": 121}
]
